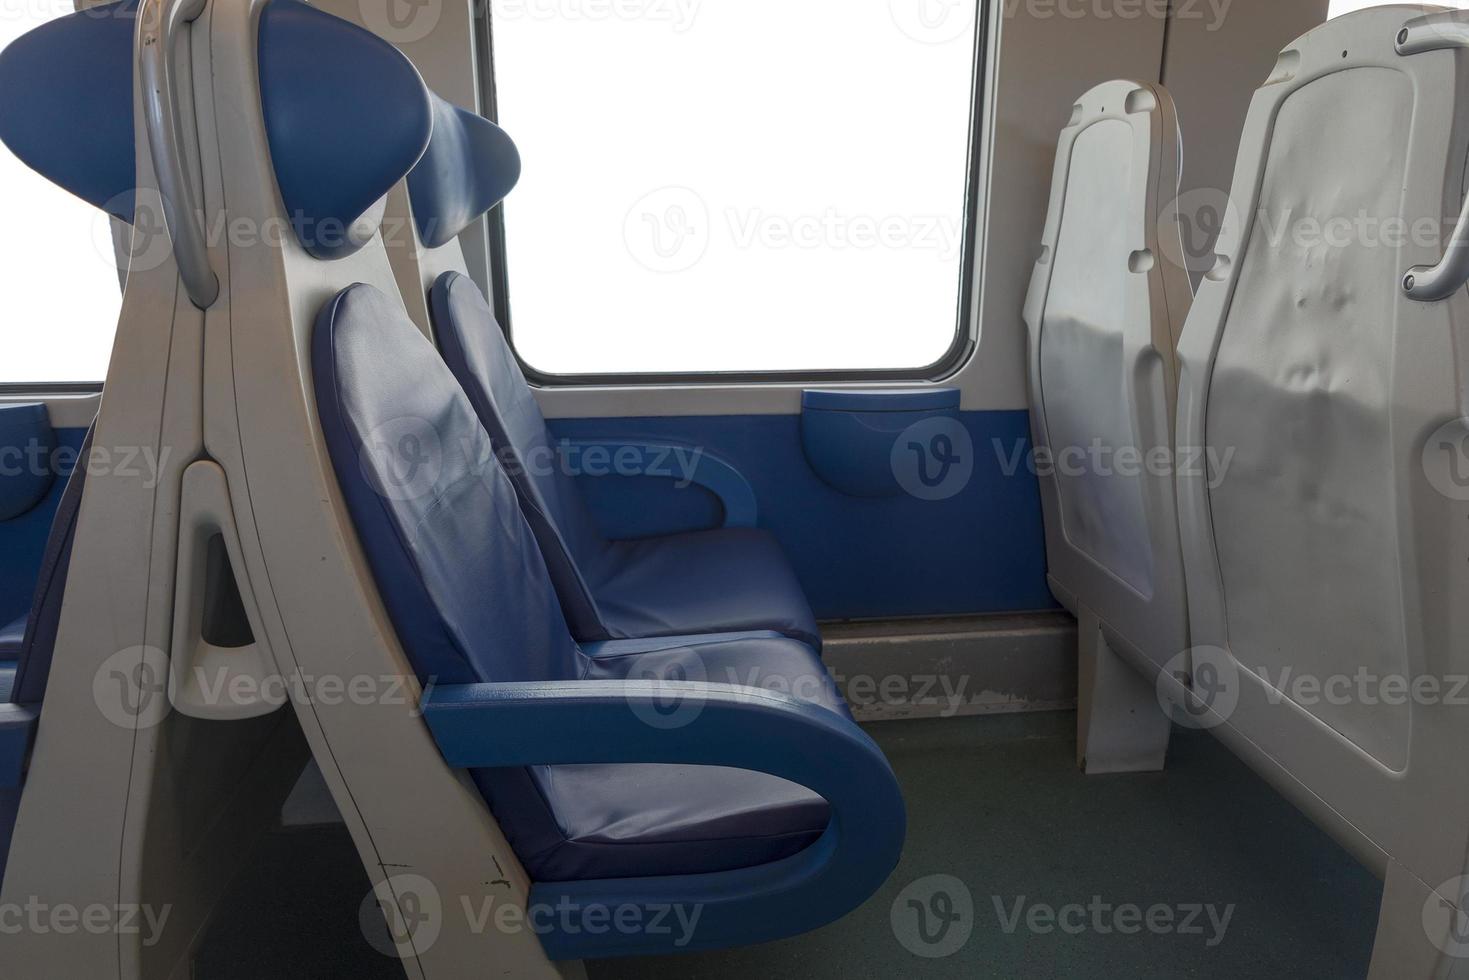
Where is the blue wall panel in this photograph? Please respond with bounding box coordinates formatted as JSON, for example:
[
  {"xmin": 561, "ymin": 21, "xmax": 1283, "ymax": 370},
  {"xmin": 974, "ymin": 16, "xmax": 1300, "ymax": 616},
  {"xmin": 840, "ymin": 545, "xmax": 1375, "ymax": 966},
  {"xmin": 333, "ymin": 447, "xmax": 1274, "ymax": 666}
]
[
  {"xmin": 0, "ymin": 417, "xmax": 1054, "ymax": 627},
  {"xmin": 550, "ymin": 411, "xmax": 1055, "ymax": 622}
]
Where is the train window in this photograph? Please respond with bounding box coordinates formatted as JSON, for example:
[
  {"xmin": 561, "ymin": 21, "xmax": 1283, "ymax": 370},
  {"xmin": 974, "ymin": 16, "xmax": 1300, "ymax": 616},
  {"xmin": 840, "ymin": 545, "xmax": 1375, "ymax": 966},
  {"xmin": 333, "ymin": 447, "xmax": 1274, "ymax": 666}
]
[
  {"xmin": 0, "ymin": 5, "xmax": 124, "ymax": 385},
  {"xmin": 1329, "ymin": 0, "xmax": 1469, "ymax": 16},
  {"xmin": 482, "ymin": 0, "xmax": 984, "ymax": 381}
]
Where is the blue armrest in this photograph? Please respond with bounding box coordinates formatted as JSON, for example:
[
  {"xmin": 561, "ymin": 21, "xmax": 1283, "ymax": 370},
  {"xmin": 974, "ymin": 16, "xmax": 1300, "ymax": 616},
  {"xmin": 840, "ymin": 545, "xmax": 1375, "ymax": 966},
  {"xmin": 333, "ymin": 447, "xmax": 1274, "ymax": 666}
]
[
  {"xmin": 564, "ymin": 440, "xmax": 757, "ymax": 528},
  {"xmin": 421, "ymin": 680, "xmax": 906, "ymax": 959},
  {"xmin": 0, "ymin": 703, "xmax": 40, "ymax": 790}
]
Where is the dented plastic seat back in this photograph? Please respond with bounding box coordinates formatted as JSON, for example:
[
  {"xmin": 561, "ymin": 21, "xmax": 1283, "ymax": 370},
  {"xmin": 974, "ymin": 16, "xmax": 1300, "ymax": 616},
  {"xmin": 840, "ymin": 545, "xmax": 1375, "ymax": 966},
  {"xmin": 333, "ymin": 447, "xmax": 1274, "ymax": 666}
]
[
  {"xmin": 1023, "ymin": 79, "xmax": 1192, "ymax": 694},
  {"xmin": 1173, "ymin": 8, "xmax": 1469, "ymax": 937}
]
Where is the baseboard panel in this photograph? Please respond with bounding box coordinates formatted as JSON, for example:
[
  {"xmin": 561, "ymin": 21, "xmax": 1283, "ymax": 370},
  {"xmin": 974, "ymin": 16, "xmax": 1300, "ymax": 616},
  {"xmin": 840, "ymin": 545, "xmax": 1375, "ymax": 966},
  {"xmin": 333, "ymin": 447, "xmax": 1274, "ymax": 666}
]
[{"xmin": 821, "ymin": 612, "xmax": 1078, "ymax": 723}]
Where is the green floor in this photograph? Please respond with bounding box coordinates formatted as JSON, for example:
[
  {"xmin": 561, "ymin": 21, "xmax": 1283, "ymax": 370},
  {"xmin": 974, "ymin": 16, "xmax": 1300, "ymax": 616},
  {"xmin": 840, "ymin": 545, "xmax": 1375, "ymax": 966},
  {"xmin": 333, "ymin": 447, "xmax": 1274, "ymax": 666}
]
[{"xmin": 197, "ymin": 712, "xmax": 1381, "ymax": 979}]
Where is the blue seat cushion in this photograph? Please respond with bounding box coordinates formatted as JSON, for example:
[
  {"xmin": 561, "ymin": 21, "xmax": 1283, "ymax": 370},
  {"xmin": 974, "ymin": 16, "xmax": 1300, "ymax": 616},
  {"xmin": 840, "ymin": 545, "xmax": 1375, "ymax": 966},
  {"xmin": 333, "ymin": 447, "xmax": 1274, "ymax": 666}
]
[
  {"xmin": 593, "ymin": 529, "xmax": 821, "ymax": 651},
  {"xmin": 0, "ymin": 616, "xmax": 24, "ymax": 661},
  {"xmin": 0, "ymin": 666, "xmax": 14, "ymax": 704},
  {"xmin": 474, "ymin": 633, "xmax": 842, "ymax": 882},
  {"xmin": 430, "ymin": 270, "xmax": 821, "ymax": 649}
]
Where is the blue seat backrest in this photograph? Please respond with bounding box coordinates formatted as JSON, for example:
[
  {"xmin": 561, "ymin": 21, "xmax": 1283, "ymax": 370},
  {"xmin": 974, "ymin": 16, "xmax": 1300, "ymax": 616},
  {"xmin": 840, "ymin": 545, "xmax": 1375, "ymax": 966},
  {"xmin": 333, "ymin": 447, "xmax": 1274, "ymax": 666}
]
[
  {"xmin": 431, "ymin": 271, "xmax": 612, "ymax": 638},
  {"xmin": 312, "ymin": 283, "xmax": 585, "ymax": 685},
  {"xmin": 406, "ymin": 93, "xmax": 521, "ymax": 250},
  {"xmin": 11, "ymin": 425, "xmax": 94, "ymax": 706}
]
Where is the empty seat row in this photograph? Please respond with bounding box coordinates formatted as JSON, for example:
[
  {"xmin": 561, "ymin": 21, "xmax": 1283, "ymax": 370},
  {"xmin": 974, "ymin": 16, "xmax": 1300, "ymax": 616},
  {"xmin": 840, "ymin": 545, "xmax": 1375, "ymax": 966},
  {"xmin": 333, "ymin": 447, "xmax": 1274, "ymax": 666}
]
[
  {"xmin": 314, "ymin": 279, "xmax": 852, "ymax": 884},
  {"xmin": 1027, "ymin": 6, "xmax": 1469, "ymax": 973},
  {"xmin": 0, "ymin": 0, "xmax": 905, "ymax": 968}
]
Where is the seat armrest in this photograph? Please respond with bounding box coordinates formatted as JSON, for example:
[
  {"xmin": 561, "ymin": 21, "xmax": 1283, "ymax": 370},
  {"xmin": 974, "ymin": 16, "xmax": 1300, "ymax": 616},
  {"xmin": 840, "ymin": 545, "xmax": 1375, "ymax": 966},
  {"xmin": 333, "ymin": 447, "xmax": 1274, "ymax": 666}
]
[
  {"xmin": 564, "ymin": 440, "xmax": 757, "ymax": 528},
  {"xmin": 420, "ymin": 680, "xmax": 906, "ymax": 959}
]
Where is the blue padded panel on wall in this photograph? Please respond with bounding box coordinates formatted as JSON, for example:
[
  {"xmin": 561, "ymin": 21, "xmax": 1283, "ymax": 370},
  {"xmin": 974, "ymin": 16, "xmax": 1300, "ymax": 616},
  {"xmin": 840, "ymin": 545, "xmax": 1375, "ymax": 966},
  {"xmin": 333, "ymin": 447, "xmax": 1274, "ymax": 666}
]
[
  {"xmin": 0, "ymin": 0, "xmax": 138, "ymax": 222},
  {"xmin": 800, "ymin": 389, "xmax": 965, "ymax": 499},
  {"xmin": 258, "ymin": 0, "xmax": 432, "ymax": 259}
]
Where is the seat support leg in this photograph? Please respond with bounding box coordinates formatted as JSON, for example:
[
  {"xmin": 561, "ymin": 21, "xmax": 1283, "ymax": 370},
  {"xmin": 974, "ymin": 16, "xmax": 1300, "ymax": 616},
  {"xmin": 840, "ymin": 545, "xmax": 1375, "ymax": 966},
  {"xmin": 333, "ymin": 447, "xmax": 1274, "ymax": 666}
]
[{"xmin": 1076, "ymin": 605, "xmax": 1171, "ymax": 774}]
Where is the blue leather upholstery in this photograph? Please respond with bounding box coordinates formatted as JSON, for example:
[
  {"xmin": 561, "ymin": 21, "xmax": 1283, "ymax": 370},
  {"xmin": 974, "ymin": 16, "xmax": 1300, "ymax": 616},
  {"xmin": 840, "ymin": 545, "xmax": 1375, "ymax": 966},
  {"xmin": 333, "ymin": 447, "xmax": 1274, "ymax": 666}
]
[
  {"xmin": 0, "ymin": 616, "xmax": 23, "ymax": 661},
  {"xmin": 0, "ymin": 0, "xmax": 137, "ymax": 221},
  {"xmin": 11, "ymin": 425, "xmax": 93, "ymax": 705},
  {"xmin": 478, "ymin": 630, "xmax": 843, "ymax": 882},
  {"xmin": 430, "ymin": 271, "xmax": 821, "ymax": 648},
  {"xmin": 406, "ymin": 93, "xmax": 521, "ymax": 248},
  {"xmin": 314, "ymin": 283, "xmax": 843, "ymax": 883},
  {"xmin": 424, "ymin": 678, "xmax": 905, "ymax": 958},
  {"xmin": 430, "ymin": 272, "xmax": 607, "ymax": 635},
  {"xmin": 0, "ymin": 784, "xmax": 17, "ymax": 886},
  {"xmin": 313, "ymin": 284, "xmax": 580, "ymax": 686},
  {"xmin": 582, "ymin": 630, "xmax": 846, "ymax": 720},
  {"xmin": 258, "ymin": 0, "xmax": 432, "ymax": 259},
  {"xmin": 482, "ymin": 758, "xmax": 828, "ymax": 884},
  {"xmin": 598, "ymin": 529, "xmax": 820, "ymax": 647},
  {"xmin": 0, "ymin": 403, "xmax": 56, "ymax": 522}
]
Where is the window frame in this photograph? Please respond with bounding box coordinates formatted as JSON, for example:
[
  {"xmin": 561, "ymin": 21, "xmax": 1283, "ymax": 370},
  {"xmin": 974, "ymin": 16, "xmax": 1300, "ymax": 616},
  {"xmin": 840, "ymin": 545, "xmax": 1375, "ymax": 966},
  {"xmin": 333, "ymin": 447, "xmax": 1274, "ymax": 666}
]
[
  {"xmin": 474, "ymin": 1, "xmax": 990, "ymax": 387},
  {"xmin": 0, "ymin": 382, "xmax": 104, "ymax": 395}
]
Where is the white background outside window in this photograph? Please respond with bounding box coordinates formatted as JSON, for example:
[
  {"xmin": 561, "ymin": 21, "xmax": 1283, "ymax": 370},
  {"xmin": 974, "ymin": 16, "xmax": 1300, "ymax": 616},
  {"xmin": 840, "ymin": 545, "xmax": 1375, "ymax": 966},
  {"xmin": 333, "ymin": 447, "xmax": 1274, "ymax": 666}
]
[
  {"xmin": 490, "ymin": 0, "xmax": 980, "ymax": 376},
  {"xmin": 0, "ymin": 1, "xmax": 124, "ymax": 384},
  {"xmin": 1328, "ymin": 0, "xmax": 1469, "ymax": 17}
]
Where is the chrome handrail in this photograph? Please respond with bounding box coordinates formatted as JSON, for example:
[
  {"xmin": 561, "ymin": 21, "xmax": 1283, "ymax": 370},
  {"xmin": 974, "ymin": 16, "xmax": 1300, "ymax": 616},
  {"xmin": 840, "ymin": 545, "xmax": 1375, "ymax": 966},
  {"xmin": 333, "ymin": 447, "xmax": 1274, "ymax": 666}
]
[
  {"xmin": 139, "ymin": 0, "xmax": 218, "ymax": 309},
  {"xmin": 1397, "ymin": 13, "xmax": 1469, "ymax": 303}
]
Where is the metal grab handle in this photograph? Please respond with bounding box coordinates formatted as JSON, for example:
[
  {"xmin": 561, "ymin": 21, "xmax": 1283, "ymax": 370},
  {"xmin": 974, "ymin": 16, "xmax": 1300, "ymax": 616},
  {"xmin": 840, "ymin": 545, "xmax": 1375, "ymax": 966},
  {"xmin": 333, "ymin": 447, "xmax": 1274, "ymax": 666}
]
[
  {"xmin": 1397, "ymin": 13, "xmax": 1469, "ymax": 302},
  {"xmin": 139, "ymin": 0, "xmax": 218, "ymax": 309}
]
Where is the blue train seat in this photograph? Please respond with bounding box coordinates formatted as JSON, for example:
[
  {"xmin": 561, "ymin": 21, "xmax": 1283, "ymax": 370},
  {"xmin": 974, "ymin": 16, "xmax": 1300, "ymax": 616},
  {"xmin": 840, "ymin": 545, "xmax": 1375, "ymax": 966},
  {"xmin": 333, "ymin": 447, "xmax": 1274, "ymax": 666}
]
[
  {"xmin": 403, "ymin": 102, "xmax": 821, "ymax": 649},
  {"xmin": 0, "ymin": 0, "xmax": 903, "ymax": 967},
  {"xmin": 255, "ymin": 0, "xmax": 902, "ymax": 957},
  {"xmin": 314, "ymin": 282, "xmax": 859, "ymax": 883}
]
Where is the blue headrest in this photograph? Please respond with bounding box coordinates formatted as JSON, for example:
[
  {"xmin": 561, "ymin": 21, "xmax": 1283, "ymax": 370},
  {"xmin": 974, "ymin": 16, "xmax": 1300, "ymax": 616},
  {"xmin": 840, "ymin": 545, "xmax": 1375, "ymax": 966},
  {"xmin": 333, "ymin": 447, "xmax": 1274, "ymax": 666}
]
[
  {"xmin": 406, "ymin": 93, "xmax": 521, "ymax": 249},
  {"xmin": 0, "ymin": 0, "xmax": 138, "ymax": 222},
  {"xmin": 259, "ymin": 0, "xmax": 433, "ymax": 259}
]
